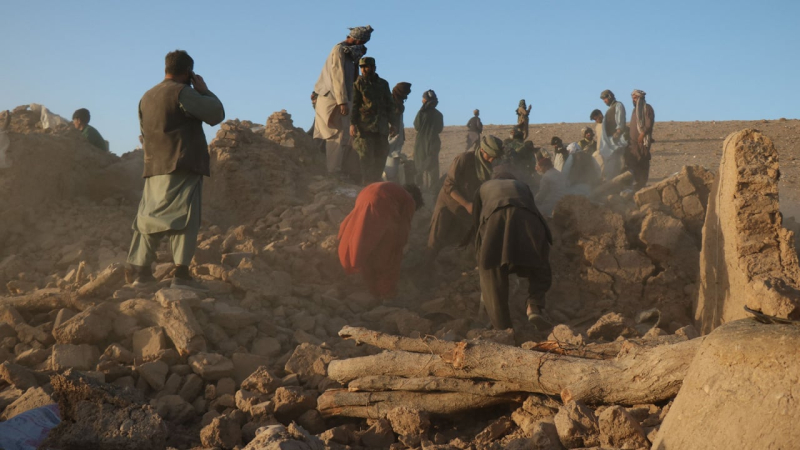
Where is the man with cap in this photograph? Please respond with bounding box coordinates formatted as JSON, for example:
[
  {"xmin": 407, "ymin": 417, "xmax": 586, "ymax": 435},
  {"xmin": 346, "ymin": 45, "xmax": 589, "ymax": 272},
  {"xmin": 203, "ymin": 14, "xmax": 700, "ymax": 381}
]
[
  {"xmin": 426, "ymin": 135, "xmax": 504, "ymax": 263},
  {"xmin": 599, "ymin": 90, "xmax": 627, "ymax": 179},
  {"xmin": 516, "ymin": 99, "xmax": 532, "ymax": 140},
  {"xmin": 350, "ymin": 56, "xmax": 394, "ymax": 184},
  {"xmin": 413, "ymin": 90, "xmax": 444, "ymax": 189},
  {"xmin": 313, "ymin": 25, "xmax": 374, "ymax": 178},
  {"xmin": 473, "ymin": 173, "xmax": 553, "ymax": 332},
  {"xmin": 466, "ymin": 109, "xmax": 483, "ymax": 150},
  {"xmin": 626, "ymin": 89, "xmax": 655, "ymax": 190},
  {"xmin": 578, "ymin": 127, "xmax": 597, "ymax": 155}
]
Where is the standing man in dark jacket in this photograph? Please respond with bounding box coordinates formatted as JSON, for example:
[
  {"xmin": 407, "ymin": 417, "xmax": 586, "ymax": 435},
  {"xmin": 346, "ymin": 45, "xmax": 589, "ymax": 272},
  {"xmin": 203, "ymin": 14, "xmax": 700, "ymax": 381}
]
[
  {"xmin": 473, "ymin": 175, "xmax": 553, "ymax": 332},
  {"xmin": 125, "ymin": 50, "xmax": 225, "ymax": 290},
  {"xmin": 466, "ymin": 109, "xmax": 483, "ymax": 149},
  {"xmin": 413, "ymin": 90, "xmax": 444, "ymax": 190},
  {"xmin": 350, "ymin": 57, "xmax": 394, "ymax": 184}
]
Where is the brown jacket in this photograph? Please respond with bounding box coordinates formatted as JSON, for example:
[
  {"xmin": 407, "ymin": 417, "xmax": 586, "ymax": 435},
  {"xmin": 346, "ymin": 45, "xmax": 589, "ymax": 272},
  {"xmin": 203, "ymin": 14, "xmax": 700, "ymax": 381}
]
[
  {"xmin": 474, "ymin": 179, "xmax": 552, "ymax": 270},
  {"xmin": 140, "ymin": 80, "xmax": 210, "ymax": 177}
]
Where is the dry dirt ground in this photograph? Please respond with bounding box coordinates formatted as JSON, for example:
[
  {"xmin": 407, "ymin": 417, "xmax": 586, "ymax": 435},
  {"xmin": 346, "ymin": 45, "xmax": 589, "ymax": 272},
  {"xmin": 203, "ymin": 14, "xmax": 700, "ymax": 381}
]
[{"xmin": 405, "ymin": 119, "xmax": 800, "ymax": 217}]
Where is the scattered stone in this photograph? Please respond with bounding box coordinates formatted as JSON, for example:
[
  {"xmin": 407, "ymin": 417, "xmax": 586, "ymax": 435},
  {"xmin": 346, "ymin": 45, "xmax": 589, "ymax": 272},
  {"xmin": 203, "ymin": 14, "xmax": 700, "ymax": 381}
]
[
  {"xmin": 586, "ymin": 312, "xmax": 637, "ymax": 341},
  {"xmin": 0, "ymin": 361, "xmax": 38, "ymax": 390},
  {"xmin": 200, "ymin": 414, "xmax": 242, "ymax": 450},
  {"xmin": 132, "ymin": 326, "xmax": 168, "ymax": 360},
  {"xmin": 189, "ymin": 352, "xmax": 234, "ymax": 381},
  {"xmin": 232, "ymin": 352, "xmax": 270, "ymax": 384},
  {"xmin": 360, "ymin": 418, "xmax": 395, "ymax": 448},
  {"xmin": 0, "ymin": 386, "xmax": 53, "ymax": 420},
  {"xmin": 599, "ymin": 405, "xmax": 650, "ymax": 448},
  {"xmin": 241, "ymin": 365, "xmax": 282, "ymax": 395},
  {"xmin": 251, "ymin": 336, "xmax": 281, "ymax": 358},
  {"xmin": 154, "ymin": 394, "xmax": 196, "ymax": 424},
  {"xmin": 137, "ymin": 360, "xmax": 169, "ymax": 391},
  {"xmin": 51, "ymin": 305, "xmax": 113, "ymax": 345},
  {"xmin": 554, "ymin": 400, "xmax": 600, "ymax": 448},
  {"xmin": 273, "ymin": 386, "xmax": 318, "ymax": 422},
  {"xmin": 50, "ymin": 343, "xmax": 99, "ymax": 371}
]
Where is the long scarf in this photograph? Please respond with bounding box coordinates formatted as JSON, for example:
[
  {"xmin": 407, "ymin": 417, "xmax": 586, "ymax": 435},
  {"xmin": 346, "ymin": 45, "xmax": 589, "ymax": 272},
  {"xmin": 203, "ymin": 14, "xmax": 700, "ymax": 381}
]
[
  {"xmin": 474, "ymin": 135, "xmax": 501, "ymax": 182},
  {"xmin": 341, "ymin": 43, "xmax": 367, "ymax": 61}
]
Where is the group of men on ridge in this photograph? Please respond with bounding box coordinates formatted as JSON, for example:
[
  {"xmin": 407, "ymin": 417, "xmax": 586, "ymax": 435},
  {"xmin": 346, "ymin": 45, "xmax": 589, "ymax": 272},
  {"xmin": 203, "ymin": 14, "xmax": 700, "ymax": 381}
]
[{"xmin": 123, "ymin": 24, "xmax": 655, "ymax": 338}]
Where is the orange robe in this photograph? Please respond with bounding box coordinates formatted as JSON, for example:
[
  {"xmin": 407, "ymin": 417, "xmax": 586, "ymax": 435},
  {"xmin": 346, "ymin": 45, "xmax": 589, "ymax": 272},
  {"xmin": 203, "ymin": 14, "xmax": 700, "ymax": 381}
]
[{"xmin": 338, "ymin": 182, "xmax": 416, "ymax": 298}]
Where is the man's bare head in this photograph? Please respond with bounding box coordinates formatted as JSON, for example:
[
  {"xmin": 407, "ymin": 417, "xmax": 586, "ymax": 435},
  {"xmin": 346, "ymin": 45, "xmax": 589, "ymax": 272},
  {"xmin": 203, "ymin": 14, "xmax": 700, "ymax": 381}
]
[
  {"xmin": 590, "ymin": 109, "xmax": 603, "ymax": 123},
  {"xmin": 165, "ymin": 50, "xmax": 194, "ymax": 82}
]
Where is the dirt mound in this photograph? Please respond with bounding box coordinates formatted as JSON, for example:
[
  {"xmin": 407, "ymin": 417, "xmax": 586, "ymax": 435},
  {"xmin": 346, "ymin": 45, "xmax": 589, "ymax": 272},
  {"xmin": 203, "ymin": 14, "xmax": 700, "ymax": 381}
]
[
  {"xmin": 42, "ymin": 370, "xmax": 167, "ymax": 449},
  {"xmin": 204, "ymin": 111, "xmax": 321, "ymax": 228}
]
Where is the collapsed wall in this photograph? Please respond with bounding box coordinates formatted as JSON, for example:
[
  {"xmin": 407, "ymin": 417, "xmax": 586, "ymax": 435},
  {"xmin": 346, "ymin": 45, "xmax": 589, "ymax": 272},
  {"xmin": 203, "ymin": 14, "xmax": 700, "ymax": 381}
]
[
  {"xmin": 695, "ymin": 129, "xmax": 800, "ymax": 333},
  {"xmin": 547, "ymin": 166, "xmax": 712, "ymax": 328}
]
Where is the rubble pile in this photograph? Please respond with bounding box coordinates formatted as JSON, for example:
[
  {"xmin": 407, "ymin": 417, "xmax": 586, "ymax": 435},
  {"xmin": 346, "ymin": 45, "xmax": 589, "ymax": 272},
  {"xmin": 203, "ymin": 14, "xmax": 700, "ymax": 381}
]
[
  {"xmin": 547, "ymin": 165, "xmax": 713, "ymax": 329},
  {"xmin": 0, "ymin": 119, "xmax": 797, "ymax": 449}
]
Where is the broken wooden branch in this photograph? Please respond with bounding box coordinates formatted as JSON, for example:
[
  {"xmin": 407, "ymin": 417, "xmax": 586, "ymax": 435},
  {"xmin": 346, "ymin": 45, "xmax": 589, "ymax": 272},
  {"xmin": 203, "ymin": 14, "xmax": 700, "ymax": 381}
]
[
  {"xmin": 331, "ymin": 326, "xmax": 701, "ymax": 405},
  {"xmin": 317, "ymin": 389, "xmax": 525, "ymax": 419}
]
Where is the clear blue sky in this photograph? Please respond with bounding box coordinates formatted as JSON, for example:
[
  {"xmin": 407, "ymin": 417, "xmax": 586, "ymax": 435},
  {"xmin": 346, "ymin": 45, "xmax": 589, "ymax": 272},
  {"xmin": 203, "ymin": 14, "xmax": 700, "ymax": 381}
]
[{"xmin": 1, "ymin": 0, "xmax": 797, "ymax": 154}]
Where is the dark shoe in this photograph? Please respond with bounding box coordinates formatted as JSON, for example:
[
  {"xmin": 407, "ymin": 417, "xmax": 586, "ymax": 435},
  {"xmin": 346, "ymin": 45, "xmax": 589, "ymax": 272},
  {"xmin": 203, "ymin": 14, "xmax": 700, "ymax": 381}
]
[
  {"xmin": 171, "ymin": 264, "xmax": 209, "ymax": 292},
  {"xmin": 527, "ymin": 305, "xmax": 553, "ymax": 331},
  {"xmin": 125, "ymin": 264, "xmax": 156, "ymax": 287}
]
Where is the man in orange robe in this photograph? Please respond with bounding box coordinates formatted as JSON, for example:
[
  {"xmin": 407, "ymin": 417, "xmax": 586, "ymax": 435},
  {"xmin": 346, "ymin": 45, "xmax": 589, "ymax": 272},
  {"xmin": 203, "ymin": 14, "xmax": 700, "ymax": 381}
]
[{"xmin": 338, "ymin": 182, "xmax": 423, "ymax": 298}]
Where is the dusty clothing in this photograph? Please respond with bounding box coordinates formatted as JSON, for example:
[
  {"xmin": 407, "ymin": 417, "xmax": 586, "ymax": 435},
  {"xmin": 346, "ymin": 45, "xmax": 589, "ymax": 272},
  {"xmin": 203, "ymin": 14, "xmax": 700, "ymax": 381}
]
[
  {"xmin": 474, "ymin": 180, "xmax": 553, "ymax": 330},
  {"xmin": 338, "ymin": 182, "xmax": 416, "ymax": 298},
  {"xmin": 626, "ymin": 102, "xmax": 655, "ymax": 188},
  {"xmin": 603, "ymin": 100, "xmax": 627, "ymax": 137},
  {"xmin": 139, "ymin": 79, "xmax": 224, "ymax": 177},
  {"xmin": 413, "ymin": 103, "xmax": 444, "ymax": 188},
  {"xmin": 428, "ymin": 151, "xmax": 484, "ymax": 251},
  {"xmin": 535, "ymin": 168, "xmax": 567, "ymax": 216},
  {"xmin": 357, "ymin": 132, "xmax": 390, "ymax": 183},
  {"xmin": 127, "ymin": 171, "xmax": 202, "ymax": 266},
  {"xmin": 388, "ymin": 84, "xmax": 410, "ymax": 155},
  {"xmin": 516, "ymin": 105, "xmax": 532, "ymax": 139},
  {"xmin": 352, "ymin": 73, "xmax": 393, "ymax": 183},
  {"xmin": 81, "ymin": 125, "xmax": 108, "ymax": 152},
  {"xmin": 314, "ymin": 42, "xmax": 360, "ymax": 172},
  {"xmin": 352, "ymin": 73, "xmax": 393, "ymax": 136}
]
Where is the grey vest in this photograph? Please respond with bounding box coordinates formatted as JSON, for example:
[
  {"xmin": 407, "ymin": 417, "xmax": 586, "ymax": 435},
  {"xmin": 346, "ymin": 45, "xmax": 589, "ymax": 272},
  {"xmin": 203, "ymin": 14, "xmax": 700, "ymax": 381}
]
[{"xmin": 139, "ymin": 80, "xmax": 209, "ymax": 177}]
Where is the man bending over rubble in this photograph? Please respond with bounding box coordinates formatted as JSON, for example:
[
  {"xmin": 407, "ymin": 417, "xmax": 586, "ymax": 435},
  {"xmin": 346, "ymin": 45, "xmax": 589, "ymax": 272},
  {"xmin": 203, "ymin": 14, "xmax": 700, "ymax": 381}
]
[
  {"xmin": 338, "ymin": 182, "xmax": 423, "ymax": 300},
  {"xmin": 474, "ymin": 173, "xmax": 553, "ymax": 332},
  {"xmin": 125, "ymin": 50, "xmax": 225, "ymax": 290}
]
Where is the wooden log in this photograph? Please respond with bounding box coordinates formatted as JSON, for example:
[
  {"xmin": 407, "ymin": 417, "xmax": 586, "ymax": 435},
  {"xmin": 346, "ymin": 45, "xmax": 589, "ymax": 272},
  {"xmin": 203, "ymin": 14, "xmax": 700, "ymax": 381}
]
[
  {"xmin": 332, "ymin": 326, "xmax": 701, "ymax": 405},
  {"xmin": 347, "ymin": 376, "xmax": 530, "ymax": 396},
  {"xmin": 317, "ymin": 389, "xmax": 525, "ymax": 419},
  {"xmin": 114, "ymin": 299, "xmax": 206, "ymax": 356},
  {"xmin": 0, "ymin": 289, "xmax": 85, "ymax": 312}
]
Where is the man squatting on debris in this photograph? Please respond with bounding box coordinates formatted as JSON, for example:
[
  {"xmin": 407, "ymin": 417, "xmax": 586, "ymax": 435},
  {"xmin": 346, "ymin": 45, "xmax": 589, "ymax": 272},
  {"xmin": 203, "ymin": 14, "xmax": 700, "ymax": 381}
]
[
  {"xmin": 125, "ymin": 50, "xmax": 225, "ymax": 289},
  {"xmin": 426, "ymin": 135, "xmax": 504, "ymax": 264},
  {"xmin": 338, "ymin": 182, "xmax": 424, "ymax": 299},
  {"xmin": 473, "ymin": 174, "xmax": 554, "ymax": 330}
]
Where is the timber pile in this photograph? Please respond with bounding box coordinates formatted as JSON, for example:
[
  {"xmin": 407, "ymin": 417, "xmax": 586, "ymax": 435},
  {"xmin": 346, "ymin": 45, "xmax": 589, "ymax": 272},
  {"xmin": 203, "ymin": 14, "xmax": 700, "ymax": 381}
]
[{"xmin": 319, "ymin": 326, "xmax": 700, "ymax": 420}]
